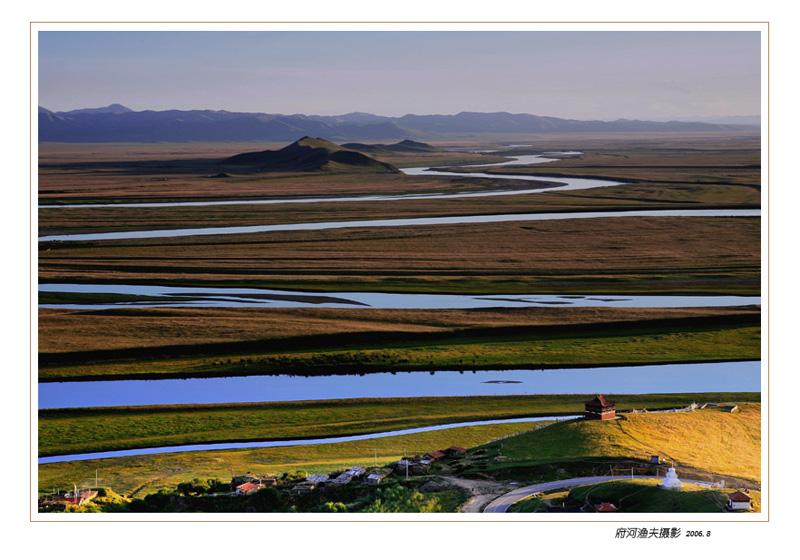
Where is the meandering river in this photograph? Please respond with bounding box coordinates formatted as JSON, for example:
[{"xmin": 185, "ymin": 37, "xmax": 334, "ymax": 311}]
[
  {"xmin": 37, "ymin": 415, "xmax": 579, "ymax": 465},
  {"xmin": 38, "ymin": 150, "xmax": 759, "ymax": 242},
  {"xmin": 37, "ymin": 152, "xmax": 603, "ymax": 209},
  {"xmin": 37, "ymin": 359, "xmax": 760, "ymax": 464},
  {"xmin": 37, "ymin": 150, "xmax": 762, "ymax": 465}
]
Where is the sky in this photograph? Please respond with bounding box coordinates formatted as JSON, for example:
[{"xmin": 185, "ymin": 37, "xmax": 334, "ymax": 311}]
[{"xmin": 37, "ymin": 29, "xmax": 762, "ymax": 121}]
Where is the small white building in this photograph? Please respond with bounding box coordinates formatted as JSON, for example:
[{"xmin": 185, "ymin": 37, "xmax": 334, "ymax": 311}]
[
  {"xmin": 660, "ymin": 467, "xmax": 682, "ymax": 489},
  {"xmin": 727, "ymin": 491, "xmax": 753, "ymax": 511}
]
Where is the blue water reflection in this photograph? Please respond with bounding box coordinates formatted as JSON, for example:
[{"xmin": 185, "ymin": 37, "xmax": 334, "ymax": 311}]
[{"xmin": 38, "ymin": 361, "xmax": 760, "ymax": 409}]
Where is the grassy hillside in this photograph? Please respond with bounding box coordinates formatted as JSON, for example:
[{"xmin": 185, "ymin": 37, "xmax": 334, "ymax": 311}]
[
  {"xmin": 511, "ymin": 479, "xmax": 761, "ymax": 513},
  {"xmin": 488, "ymin": 403, "xmax": 760, "ymax": 483}
]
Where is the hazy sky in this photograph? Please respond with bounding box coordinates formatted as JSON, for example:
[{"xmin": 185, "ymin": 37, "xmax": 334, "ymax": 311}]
[{"xmin": 37, "ymin": 30, "xmax": 762, "ymax": 120}]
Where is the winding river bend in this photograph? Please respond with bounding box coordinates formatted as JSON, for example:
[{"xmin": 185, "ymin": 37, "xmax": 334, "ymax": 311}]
[
  {"xmin": 37, "ymin": 360, "xmax": 760, "ymax": 464},
  {"xmin": 38, "ymin": 150, "xmax": 759, "ymax": 242},
  {"xmin": 37, "ymin": 152, "xmax": 604, "ymax": 210},
  {"xmin": 38, "ymin": 415, "xmax": 578, "ymax": 465},
  {"xmin": 38, "ymin": 150, "xmax": 762, "ymax": 465}
]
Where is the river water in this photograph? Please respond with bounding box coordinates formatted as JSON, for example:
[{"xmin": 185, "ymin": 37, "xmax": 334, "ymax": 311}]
[
  {"xmin": 38, "ymin": 283, "xmax": 761, "ymax": 310},
  {"xmin": 37, "ymin": 415, "xmax": 579, "ymax": 465},
  {"xmin": 37, "ymin": 359, "xmax": 760, "ymax": 464},
  {"xmin": 38, "ymin": 208, "xmax": 760, "ymax": 243},
  {"xmin": 38, "ymin": 361, "xmax": 760, "ymax": 410},
  {"xmin": 38, "ymin": 150, "xmax": 759, "ymax": 242},
  {"xmin": 37, "ymin": 150, "xmax": 762, "ymax": 464},
  {"xmin": 37, "ymin": 152, "xmax": 599, "ymax": 209}
]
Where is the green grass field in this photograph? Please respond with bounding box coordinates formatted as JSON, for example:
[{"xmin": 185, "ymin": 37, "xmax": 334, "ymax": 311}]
[
  {"xmin": 510, "ymin": 479, "xmax": 761, "ymax": 513},
  {"xmin": 38, "ymin": 397, "xmax": 760, "ymax": 500},
  {"xmin": 38, "ymin": 421, "xmax": 541, "ymax": 497},
  {"xmin": 39, "ymin": 306, "xmax": 760, "ymax": 381},
  {"xmin": 39, "ymin": 393, "xmax": 760, "ymax": 457}
]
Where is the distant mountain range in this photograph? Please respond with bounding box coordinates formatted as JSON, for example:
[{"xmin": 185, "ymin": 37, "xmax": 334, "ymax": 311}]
[{"xmin": 38, "ymin": 104, "xmax": 760, "ymax": 143}]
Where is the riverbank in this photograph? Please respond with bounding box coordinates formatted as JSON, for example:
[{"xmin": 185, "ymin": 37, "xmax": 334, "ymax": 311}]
[
  {"xmin": 38, "ymin": 307, "xmax": 760, "ymax": 381},
  {"xmin": 38, "ymin": 392, "xmax": 760, "ymax": 458}
]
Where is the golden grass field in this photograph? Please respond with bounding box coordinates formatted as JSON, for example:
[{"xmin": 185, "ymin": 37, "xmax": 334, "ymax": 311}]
[{"xmin": 499, "ymin": 403, "xmax": 761, "ymax": 483}]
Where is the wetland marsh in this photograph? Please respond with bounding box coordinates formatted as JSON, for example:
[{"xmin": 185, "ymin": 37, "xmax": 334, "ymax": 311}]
[{"xmin": 37, "ymin": 132, "xmax": 762, "ymax": 494}]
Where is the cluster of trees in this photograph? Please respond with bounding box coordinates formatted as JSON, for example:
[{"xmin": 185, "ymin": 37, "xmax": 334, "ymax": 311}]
[
  {"xmin": 176, "ymin": 478, "xmax": 230, "ymax": 496},
  {"xmin": 45, "ymin": 479, "xmax": 462, "ymax": 514}
]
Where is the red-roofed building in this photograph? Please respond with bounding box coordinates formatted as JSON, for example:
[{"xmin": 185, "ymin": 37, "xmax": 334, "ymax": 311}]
[
  {"xmin": 595, "ymin": 502, "xmax": 618, "ymax": 512},
  {"xmin": 236, "ymin": 481, "xmax": 265, "ymax": 495},
  {"xmin": 727, "ymin": 491, "xmax": 753, "ymax": 511},
  {"xmin": 584, "ymin": 395, "xmax": 616, "ymax": 420},
  {"xmin": 425, "ymin": 451, "xmax": 446, "ymax": 461}
]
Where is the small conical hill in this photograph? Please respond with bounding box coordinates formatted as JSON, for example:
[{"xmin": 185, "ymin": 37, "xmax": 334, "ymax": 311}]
[{"xmin": 221, "ymin": 136, "xmax": 399, "ymax": 172}]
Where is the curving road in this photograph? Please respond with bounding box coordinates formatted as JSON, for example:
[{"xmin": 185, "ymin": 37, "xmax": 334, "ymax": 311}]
[{"xmin": 483, "ymin": 475, "xmax": 713, "ymax": 513}]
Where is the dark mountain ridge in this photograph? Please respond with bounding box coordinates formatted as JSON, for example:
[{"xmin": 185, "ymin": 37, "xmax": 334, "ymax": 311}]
[
  {"xmin": 341, "ymin": 139, "xmax": 445, "ymax": 153},
  {"xmin": 220, "ymin": 136, "xmax": 400, "ymax": 173},
  {"xmin": 38, "ymin": 105, "xmax": 760, "ymax": 143}
]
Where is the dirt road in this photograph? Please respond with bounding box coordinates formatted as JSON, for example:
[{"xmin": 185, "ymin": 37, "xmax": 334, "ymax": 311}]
[{"xmin": 440, "ymin": 476, "xmax": 515, "ymax": 513}]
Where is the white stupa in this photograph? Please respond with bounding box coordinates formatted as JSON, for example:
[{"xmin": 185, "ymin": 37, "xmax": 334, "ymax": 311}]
[{"xmin": 660, "ymin": 467, "xmax": 682, "ymax": 489}]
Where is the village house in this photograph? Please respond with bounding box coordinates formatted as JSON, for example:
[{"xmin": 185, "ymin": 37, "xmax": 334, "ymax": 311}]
[
  {"xmin": 584, "ymin": 395, "xmax": 616, "ymax": 420},
  {"xmin": 394, "ymin": 458, "xmax": 431, "ymax": 476},
  {"xmin": 235, "ymin": 481, "xmax": 265, "ymax": 496},
  {"xmin": 595, "ymin": 502, "xmax": 618, "ymax": 512},
  {"xmin": 727, "ymin": 490, "xmax": 753, "ymax": 511},
  {"xmin": 329, "ymin": 472, "xmax": 354, "ymax": 486},
  {"xmin": 345, "ymin": 466, "xmax": 367, "ymax": 478},
  {"xmin": 424, "ymin": 450, "xmax": 446, "ymax": 461},
  {"xmin": 290, "ymin": 480, "xmax": 318, "ymax": 494},
  {"xmin": 366, "ymin": 470, "xmax": 391, "ymax": 484}
]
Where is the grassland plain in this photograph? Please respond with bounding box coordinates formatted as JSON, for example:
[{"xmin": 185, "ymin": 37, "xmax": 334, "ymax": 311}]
[
  {"xmin": 37, "ymin": 133, "xmax": 759, "ymax": 203},
  {"xmin": 37, "ymin": 398, "xmax": 760, "ymax": 499},
  {"xmin": 38, "ymin": 308, "xmax": 760, "ymax": 381},
  {"xmin": 38, "ymin": 393, "xmax": 758, "ymax": 456},
  {"xmin": 38, "ymin": 305, "xmax": 759, "ymax": 353},
  {"xmin": 37, "ymin": 421, "xmax": 539, "ymax": 497},
  {"xmin": 37, "ymin": 133, "xmax": 762, "ymax": 508},
  {"xmin": 38, "ymin": 134, "xmax": 760, "ymax": 297},
  {"xmin": 38, "ymin": 217, "xmax": 760, "ymax": 296}
]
